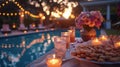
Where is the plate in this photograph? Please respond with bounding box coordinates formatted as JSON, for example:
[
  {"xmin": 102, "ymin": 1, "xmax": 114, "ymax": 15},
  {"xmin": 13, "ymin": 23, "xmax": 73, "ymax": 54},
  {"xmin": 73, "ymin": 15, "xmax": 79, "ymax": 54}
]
[
  {"xmin": 71, "ymin": 55, "xmax": 120, "ymax": 64},
  {"xmin": 70, "ymin": 37, "xmax": 120, "ymax": 64}
]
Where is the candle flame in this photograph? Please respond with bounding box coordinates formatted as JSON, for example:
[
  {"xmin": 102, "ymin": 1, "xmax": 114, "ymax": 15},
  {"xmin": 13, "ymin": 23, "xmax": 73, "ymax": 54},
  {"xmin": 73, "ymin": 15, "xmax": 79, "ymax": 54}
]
[
  {"xmin": 4, "ymin": 33, "xmax": 8, "ymax": 36},
  {"xmin": 68, "ymin": 30, "xmax": 72, "ymax": 33},
  {"xmin": 63, "ymin": 32, "xmax": 69, "ymax": 36},
  {"xmin": 36, "ymin": 29, "xmax": 39, "ymax": 32},
  {"xmin": 115, "ymin": 42, "xmax": 120, "ymax": 48},
  {"xmin": 13, "ymin": 24, "xmax": 16, "ymax": 28},
  {"xmin": 21, "ymin": 14, "xmax": 24, "ymax": 17},
  {"xmin": 95, "ymin": 38, "xmax": 99, "ymax": 42},
  {"xmin": 102, "ymin": 35, "xmax": 105, "ymax": 39},
  {"xmin": 101, "ymin": 35, "xmax": 107, "ymax": 40},
  {"xmin": 116, "ymin": 42, "xmax": 120, "ymax": 46},
  {"xmin": 24, "ymin": 31, "xmax": 27, "ymax": 33},
  {"xmin": 100, "ymin": 35, "xmax": 108, "ymax": 41},
  {"xmin": 32, "ymin": 24, "xmax": 35, "ymax": 27}
]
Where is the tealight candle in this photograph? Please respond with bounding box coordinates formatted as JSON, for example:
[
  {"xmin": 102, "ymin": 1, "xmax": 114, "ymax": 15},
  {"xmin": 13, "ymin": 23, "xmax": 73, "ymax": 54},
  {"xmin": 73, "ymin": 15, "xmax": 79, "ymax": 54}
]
[
  {"xmin": 114, "ymin": 42, "xmax": 120, "ymax": 48},
  {"xmin": 35, "ymin": 29, "xmax": 39, "ymax": 32},
  {"xmin": 24, "ymin": 31, "xmax": 27, "ymax": 34},
  {"xmin": 32, "ymin": 24, "xmax": 35, "ymax": 27},
  {"xmin": 46, "ymin": 54, "xmax": 62, "ymax": 67},
  {"xmin": 4, "ymin": 33, "xmax": 8, "ymax": 36},
  {"xmin": 99, "ymin": 35, "xmax": 110, "ymax": 45},
  {"xmin": 92, "ymin": 38, "xmax": 102, "ymax": 46},
  {"xmin": 99, "ymin": 35, "xmax": 108, "ymax": 41},
  {"xmin": 13, "ymin": 24, "xmax": 16, "ymax": 28}
]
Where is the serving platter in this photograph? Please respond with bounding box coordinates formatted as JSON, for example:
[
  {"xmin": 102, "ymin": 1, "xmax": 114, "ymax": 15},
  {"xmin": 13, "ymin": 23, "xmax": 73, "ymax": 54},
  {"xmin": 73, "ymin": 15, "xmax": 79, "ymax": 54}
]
[
  {"xmin": 71, "ymin": 55, "xmax": 120, "ymax": 64},
  {"xmin": 70, "ymin": 38, "xmax": 120, "ymax": 65}
]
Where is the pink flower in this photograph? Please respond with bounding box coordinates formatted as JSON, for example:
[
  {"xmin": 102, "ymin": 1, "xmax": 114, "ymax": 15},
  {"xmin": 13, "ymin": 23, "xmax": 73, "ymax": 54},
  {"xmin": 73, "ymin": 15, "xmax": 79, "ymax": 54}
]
[{"xmin": 75, "ymin": 11, "xmax": 104, "ymax": 29}]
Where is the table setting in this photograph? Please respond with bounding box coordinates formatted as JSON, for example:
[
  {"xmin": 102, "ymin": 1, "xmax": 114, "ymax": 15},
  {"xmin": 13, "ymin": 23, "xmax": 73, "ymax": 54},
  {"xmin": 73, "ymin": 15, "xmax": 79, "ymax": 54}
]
[{"xmin": 27, "ymin": 11, "xmax": 120, "ymax": 67}]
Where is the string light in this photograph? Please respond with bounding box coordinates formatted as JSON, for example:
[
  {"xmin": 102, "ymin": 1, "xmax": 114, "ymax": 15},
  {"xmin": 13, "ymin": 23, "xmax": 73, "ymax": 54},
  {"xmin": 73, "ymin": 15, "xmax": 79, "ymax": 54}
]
[
  {"xmin": 0, "ymin": 0, "xmax": 45, "ymax": 18},
  {"xmin": 2, "ymin": 4, "xmax": 5, "ymax": 6},
  {"xmin": 12, "ymin": 0, "xmax": 15, "ymax": 2},
  {"xmin": 70, "ymin": 14, "xmax": 75, "ymax": 19},
  {"xmin": 25, "ymin": 11, "xmax": 28, "ymax": 14},
  {"xmin": 14, "ymin": 13, "xmax": 17, "ymax": 16},
  {"xmin": 7, "ymin": 13, "xmax": 9, "ymax": 16},
  {"xmin": 3, "ymin": 13, "xmax": 5, "ymax": 15},
  {"xmin": 17, "ymin": 4, "xmax": 20, "ymax": 6},
  {"xmin": 11, "ymin": 13, "xmax": 13, "ymax": 16},
  {"xmin": 14, "ymin": 2, "xmax": 18, "ymax": 4},
  {"xmin": 41, "ymin": 16, "xmax": 46, "ymax": 20},
  {"xmin": 21, "ymin": 14, "xmax": 24, "ymax": 17},
  {"xmin": 6, "ymin": 1, "xmax": 9, "ymax": 4}
]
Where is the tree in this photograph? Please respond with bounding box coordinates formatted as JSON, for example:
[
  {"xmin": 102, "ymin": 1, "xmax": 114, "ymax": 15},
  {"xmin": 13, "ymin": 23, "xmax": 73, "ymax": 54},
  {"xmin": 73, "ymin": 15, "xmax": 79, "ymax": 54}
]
[{"xmin": 28, "ymin": 0, "xmax": 79, "ymax": 24}]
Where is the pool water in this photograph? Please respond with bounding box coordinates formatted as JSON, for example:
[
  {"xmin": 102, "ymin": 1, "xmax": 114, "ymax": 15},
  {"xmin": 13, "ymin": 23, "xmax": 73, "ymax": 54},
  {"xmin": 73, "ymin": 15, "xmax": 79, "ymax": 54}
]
[{"xmin": 0, "ymin": 29, "xmax": 80, "ymax": 67}]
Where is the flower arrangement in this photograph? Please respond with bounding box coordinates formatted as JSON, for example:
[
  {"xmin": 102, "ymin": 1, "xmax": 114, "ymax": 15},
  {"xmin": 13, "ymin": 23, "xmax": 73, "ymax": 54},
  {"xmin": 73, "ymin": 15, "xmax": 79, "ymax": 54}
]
[{"xmin": 75, "ymin": 11, "xmax": 104, "ymax": 29}]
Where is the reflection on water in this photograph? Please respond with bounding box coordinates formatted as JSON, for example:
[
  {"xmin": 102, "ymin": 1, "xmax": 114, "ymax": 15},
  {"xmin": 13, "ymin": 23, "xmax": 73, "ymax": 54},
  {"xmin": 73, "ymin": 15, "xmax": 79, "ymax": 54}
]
[
  {"xmin": 0, "ymin": 29, "xmax": 78, "ymax": 67},
  {"xmin": 0, "ymin": 32, "xmax": 56, "ymax": 67}
]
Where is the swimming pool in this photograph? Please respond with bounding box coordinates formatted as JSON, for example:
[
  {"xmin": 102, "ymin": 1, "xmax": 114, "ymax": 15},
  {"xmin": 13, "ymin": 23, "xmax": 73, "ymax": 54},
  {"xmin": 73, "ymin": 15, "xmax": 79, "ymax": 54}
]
[{"xmin": 0, "ymin": 29, "xmax": 80, "ymax": 67}]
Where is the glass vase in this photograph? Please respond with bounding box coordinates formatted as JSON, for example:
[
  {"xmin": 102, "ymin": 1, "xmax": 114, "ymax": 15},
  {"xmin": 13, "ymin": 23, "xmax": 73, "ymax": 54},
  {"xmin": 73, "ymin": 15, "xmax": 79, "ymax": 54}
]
[{"xmin": 80, "ymin": 28, "xmax": 96, "ymax": 41}]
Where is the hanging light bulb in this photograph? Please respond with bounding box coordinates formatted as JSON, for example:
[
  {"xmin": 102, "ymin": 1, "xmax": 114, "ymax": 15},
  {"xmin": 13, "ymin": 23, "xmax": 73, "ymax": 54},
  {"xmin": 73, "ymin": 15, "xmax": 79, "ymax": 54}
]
[
  {"xmin": 11, "ymin": 13, "xmax": 13, "ymax": 16},
  {"xmin": 14, "ymin": 2, "xmax": 18, "ymax": 4},
  {"xmin": 14, "ymin": 13, "xmax": 17, "ymax": 16},
  {"xmin": 7, "ymin": 13, "xmax": 9, "ymax": 16},
  {"xmin": 25, "ymin": 11, "xmax": 28, "ymax": 14},
  {"xmin": 3, "ymin": 13, "xmax": 5, "ymax": 16},
  {"xmin": 12, "ymin": 0, "xmax": 15, "ymax": 2},
  {"xmin": 21, "ymin": 14, "xmax": 24, "ymax": 17},
  {"xmin": 6, "ymin": 1, "xmax": 9, "ymax": 4},
  {"xmin": 17, "ymin": 4, "xmax": 20, "ymax": 6},
  {"xmin": 2, "ymin": 4, "xmax": 5, "ymax": 6}
]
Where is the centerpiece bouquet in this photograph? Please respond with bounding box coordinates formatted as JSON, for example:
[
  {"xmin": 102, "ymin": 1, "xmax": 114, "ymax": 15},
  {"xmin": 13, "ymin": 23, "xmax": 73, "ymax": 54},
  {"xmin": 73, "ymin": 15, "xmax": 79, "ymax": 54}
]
[{"xmin": 75, "ymin": 11, "xmax": 104, "ymax": 41}]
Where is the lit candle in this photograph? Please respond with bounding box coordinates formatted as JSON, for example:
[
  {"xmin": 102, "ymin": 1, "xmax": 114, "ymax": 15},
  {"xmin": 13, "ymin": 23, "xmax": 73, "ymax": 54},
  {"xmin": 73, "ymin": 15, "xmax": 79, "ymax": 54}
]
[
  {"xmin": 114, "ymin": 42, "xmax": 120, "ymax": 48},
  {"xmin": 4, "ymin": 33, "xmax": 8, "ymax": 36},
  {"xmin": 46, "ymin": 54, "xmax": 62, "ymax": 67},
  {"xmin": 99, "ymin": 35, "xmax": 108, "ymax": 41},
  {"xmin": 32, "ymin": 24, "xmax": 35, "ymax": 27},
  {"xmin": 24, "ymin": 31, "xmax": 27, "ymax": 34},
  {"xmin": 99, "ymin": 35, "xmax": 110, "ymax": 45},
  {"xmin": 61, "ymin": 32, "xmax": 70, "ymax": 49},
  {"xmin": 92, "ymin": 38, "xmax": 102, "ymax": 46},
  {"xmin": 35, "ymin": 29, "xmax": 39, "ymax": 32},
  {"xmin": 68, "ymin": 29, "xmax": 75, "ymax": 43},
  {"xmin": 13, "ymin": 24, "xmax": 16, "ymax": 28}
]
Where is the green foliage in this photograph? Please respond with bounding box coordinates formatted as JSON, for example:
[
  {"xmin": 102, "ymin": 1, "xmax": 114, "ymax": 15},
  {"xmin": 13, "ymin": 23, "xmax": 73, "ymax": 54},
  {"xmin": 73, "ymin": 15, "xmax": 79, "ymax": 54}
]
[{"xmin": 105, "ymin": 29, "xmax": 120, "ymax": 35}]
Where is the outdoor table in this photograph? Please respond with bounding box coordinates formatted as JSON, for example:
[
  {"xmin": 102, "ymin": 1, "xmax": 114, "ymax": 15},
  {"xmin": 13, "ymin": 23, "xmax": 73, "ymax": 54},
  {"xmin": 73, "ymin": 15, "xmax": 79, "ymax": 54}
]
[
  {"xmin": 27, "ymin": 37, "xmax": 120, "ymax": 67},
  {"xmin": 27, "ymin": 49, "xmax": 120, "ymax": 67}
]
